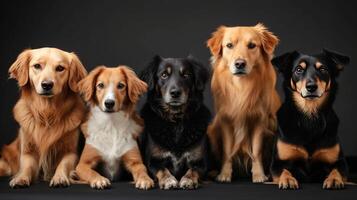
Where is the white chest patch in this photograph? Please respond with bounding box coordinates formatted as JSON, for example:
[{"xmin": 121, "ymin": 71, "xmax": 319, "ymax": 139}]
[{"xmin": 86, "ymin": 106, "xmax": 141, "ymax": 179}]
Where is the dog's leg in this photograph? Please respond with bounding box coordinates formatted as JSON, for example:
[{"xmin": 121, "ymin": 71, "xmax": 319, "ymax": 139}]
[
  {"xmin": 122, "ymin": 147, "xmax": 154, "ymax": 190},
  {"xmin": 0, "ymin": 137, "xmax": 20, "ymax": 176},
  {"xmin": 9, "ymin": 132, "xmax": 39, "ymax": 188},
  {"xmin": 0, "ymin": 159, "xmax": 11, "ymax": 176},
  {"xmin": 50, "ymin": 152, "xmax": 77, "ymax": 187},
  {"xmin": 270, "ymin": 139, "xmax": 300, "ymax": 189},
  {"xmin": 322, "ymin": 153, "xmax": 348, "ymax": 189},
  {"xmin": 75, "ymin": 144, "xmax": 110, "ymax": 189},
  {"xmin": 323, "ymin": 168, "xmax": 345, "ymax": 189},
  {"xmin": 156, "ymin": 168, "xmax": 178, "ymax": 190},
  {"xmin": 9, "ymin": 152, "xmax": 38, "ymax": 188},
  {"xmin": 251, "ymin": 126, "xmax": 268, "ymax": 183},
  {"xmin": 207, "ymin": 118, "xmax": 222, "ymax": 161},
  {"xmin": 180, "ymin": 151, "xmax": 206, "ymax": 189},
  {"xmin": 50, "ymin": 131, "xmax": 79, "ymax": 187},
  {"xmin": 275, "ymin": 169, "xmax": 299, "ymax": 190},
  {"xmin": 179, "ymin": 169, "xmax": 199, "ymax": 189},
  {"xmin": 216, "ymin": 123, "xmax": 233, "ymax": 182}
]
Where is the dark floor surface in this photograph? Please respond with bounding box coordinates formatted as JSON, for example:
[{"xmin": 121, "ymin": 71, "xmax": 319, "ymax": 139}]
[{"xmin": 1, "ymin": 176, "xmax": 357, "ymax": 200}]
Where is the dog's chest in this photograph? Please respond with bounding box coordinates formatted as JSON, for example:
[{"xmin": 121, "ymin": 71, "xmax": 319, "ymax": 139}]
[{"xmin": 86, "ymin": 107, "xmax": 141, "ymax": 178}]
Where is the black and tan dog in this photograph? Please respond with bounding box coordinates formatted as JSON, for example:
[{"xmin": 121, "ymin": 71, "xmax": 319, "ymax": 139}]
[
  {"xmin": 270, "ymin": 49, "xmax": 350, "ymax": 189},
  {"xmin": 140, "ymin": 55, "xmax": 211, "ymax": 190}
]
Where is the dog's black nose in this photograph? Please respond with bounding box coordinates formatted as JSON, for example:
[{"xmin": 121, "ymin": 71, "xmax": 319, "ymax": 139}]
[
  {"xmin": 104, "ymin": 99, "xmax": 115, "ymax": 109},
  {"xmin": 170, "ymin": 88, "xmax": 182, "ymax": 98},
  {"xmin": 41, "ymin": 81, "xmax": 54, "ymax": 91},
  {"xmin": 235, "ymin": 59, "xmax": 246, "ymax": 69},
  {"xmin": 306, "ymin": 82, "xmax": 318, "ymax": 93}
]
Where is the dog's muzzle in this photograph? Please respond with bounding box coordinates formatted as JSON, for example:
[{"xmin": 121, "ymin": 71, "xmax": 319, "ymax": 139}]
[{"xmin": 230, "ymin": 59, "xmax": 247, "ymax": 75}]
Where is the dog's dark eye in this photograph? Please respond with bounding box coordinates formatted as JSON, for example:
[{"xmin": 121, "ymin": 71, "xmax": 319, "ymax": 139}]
[
  {"xmin": 247, "ymin": 42, "xmax": 256, "ymax": 49},
  {"xmin": 183, "ymin": 73, "xmax": 191, "ymax": 79},
  {"xmin": 97, "ymin": 83, "xmax": 104, "ymax": 89},
  {"xmin": 226, "ymin": 43, "xmax": 233, "ymax": 49},
  {"xmin": 319, "ymin": 66, "xmax": 328, "ymax": 73},
  {"xmin": 117, "ymin": 82, "xmax": 125, "ymax": 89},
  {"xmin": 161, "ymin": 72, "xmax": 169, "ymax": 79},
  {"xmin": 295, "ymin": 66, "xmax": 304, "ymax": 74},
  {"xmin": 33, "ymin": 64, "xmax": 41, "ymax": 70},
  {"xmin": 56, "ymin": 65, "xmax": 65, "ymax": 72}
]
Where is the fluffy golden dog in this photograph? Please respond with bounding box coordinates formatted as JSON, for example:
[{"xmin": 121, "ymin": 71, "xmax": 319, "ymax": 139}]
[
  {"xmin": 0, "ymin": 47, "xmax": 87, "ymax": 187},
  {"xmin": 207, "ymin": 24, "xmax": 281, "ymax": 183},
  {"xmin": 75, "ymin": 66, "xmax": 154, "ymax": 190}
]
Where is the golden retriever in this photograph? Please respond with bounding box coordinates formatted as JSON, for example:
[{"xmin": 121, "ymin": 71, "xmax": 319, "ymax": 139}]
[
  {"xmin": 206, "ymin": 24, "xmax": 281, "ymax": 183},
  {"xmin": 74, "ymin": 66, "xmax": 154, "ymax": 190},
  {"xmin": 0, "ymin": 47, "xmax": 87, "ymax": 187}
]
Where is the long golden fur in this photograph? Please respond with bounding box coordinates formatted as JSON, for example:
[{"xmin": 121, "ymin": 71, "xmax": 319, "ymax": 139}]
[
  {"xmin": 0, "ymin": 47, "xmax": 87, "ymax": 188},
  {"xmin": 207, "ymin": 24, "xmax": 281, "ymax": 183}
]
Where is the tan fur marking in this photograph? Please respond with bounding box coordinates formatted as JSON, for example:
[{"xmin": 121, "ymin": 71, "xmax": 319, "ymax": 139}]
[
  {"xmin": 299, "ymin": 61, "xmax": 306, "ymax": 69},
  {"xmin": 277, "ymin": 139, "xmax": 308, "ymax": 161},
  {"xmin": 292, "ymin": 91, "xmax": 328, "ymax": 116},
  {"xmin": 315, "ymin": 62, "xmax": 322, "ymax": 69},
  {"xmin": 312, "ymin": 144, "xmax": 340, "ymax": 164}
]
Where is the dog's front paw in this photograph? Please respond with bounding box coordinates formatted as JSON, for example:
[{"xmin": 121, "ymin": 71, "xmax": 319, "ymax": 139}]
[
  {"xmin": 179, "ymin": 176, "xmax": 198, "ymax": 189},
  {"xmin": 278, "ymin": 175, "xmax": 299, "ymax": 190},
  {"xmin": 252, "ymin": 172, "xmax": 268, "ymax": 183},
  {"xmin": 323, "ymin": 177, "xmax": 344, "ymax": 190},
  {"xmin": 9, "ymin": 175, "xmax": 31, "ymax": 188},
  {"xmin": 50, "ymin": 173, "xmax": 70, "ymax": 187},
  {"xmin": 135, "ymin": 174, "xmax": 154, "ymax": 190},
  {"xmin": 159, "ymin": 175, "xmax": 178, "ymax": 190},
  {"xmin": 90, "ymin": 176, "xmax": 111, "ymax": 190},
  {"xmin": 216, "ymin": 172, "xmax": 232, "ymax": 183}
]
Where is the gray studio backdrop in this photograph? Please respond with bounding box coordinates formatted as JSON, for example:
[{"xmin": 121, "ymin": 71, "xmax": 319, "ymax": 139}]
[{"xmin": 0, "ymin": 0, "xmax": 356, "ymax": 156}]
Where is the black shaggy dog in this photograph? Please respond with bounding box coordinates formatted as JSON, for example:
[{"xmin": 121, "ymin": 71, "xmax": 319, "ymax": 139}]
[
  {"xmin": 139, "ymin": 55, "xmax": 211, "ymax": 190},
  {"xmin": 270, "ymin": 49, "xmax": 350, "ymax": 190}
]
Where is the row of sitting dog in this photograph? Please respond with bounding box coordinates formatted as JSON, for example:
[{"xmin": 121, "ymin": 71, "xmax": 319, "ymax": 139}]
[{"xmin": 0, "ymin": 23, "xmax": 350, "ymax": 190}]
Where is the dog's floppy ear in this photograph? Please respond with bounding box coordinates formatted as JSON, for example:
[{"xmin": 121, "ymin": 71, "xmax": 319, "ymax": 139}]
[
  {"xmin": 255, "ymin": 23, "xmax": 279, "ymax": 55},
  {"xmin": 272, "ymin": 51, "xmax": 300, "ymax": 74},
  {"xmin": 187, "ymin": 55, "xmax": 210, "ymax": 91},
  {"xmin": 322, "ymin": 49, "xmax": 350, "ymax": 71},
  {"xmin": 77, "ymin": 66, "xmax": 104, "ymax": 103},
  {"xmin": 140, "ymin": 55, "xmax": 161, "ymax": 90},
  {"xmin": 9, "ymin": 49, "xmax": 31, "ymax": 87},
  {"xmin": 121, "ymin": 66, "xmax": 148, "ymax": 104},
  {"xmin": 68, "ymin": 53, "xmax": 87, "ymax": 92},
  {"xmin": 207, "ymin": 26, "xmax": 226, "ymax": 58}
]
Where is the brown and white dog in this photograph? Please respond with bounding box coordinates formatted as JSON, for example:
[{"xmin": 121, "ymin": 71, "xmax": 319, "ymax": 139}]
[
  {"xmin": 75, "ymin": 66, "xmax": 154, "ymax": 190},
  {"xmin": 0, "ymin": 47, "xmax": 87, "ymax": 187},
  {"xmin": 207, "ymin": 24, "xmax": 281, "ymax": 183}
]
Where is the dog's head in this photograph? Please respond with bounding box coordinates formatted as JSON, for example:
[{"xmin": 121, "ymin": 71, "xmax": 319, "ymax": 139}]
[
  {"xmin": 207, "ymin": 23, "xmax": 278, "ymax": 76},
  {"xmin": 78, "ymin": 66, "xmax": 147, "ymax": 113},
  {"xmin": 272, "ymin": 49, "xmax": 349, "ymax": 114},
  {"xmin": 9, "ymin": 48, "xmax": 87, "ymax": 97},
  {"xmin": 140, "ymin": 55, "xmax": 209, "ymax": 111}
]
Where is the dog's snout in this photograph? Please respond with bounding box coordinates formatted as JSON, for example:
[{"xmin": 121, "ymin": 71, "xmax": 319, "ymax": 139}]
[
  {"xmin": 41, "ymin": 81, "xmax": 54, "ymax": 91},
  {"xmin": 104, "ymin": 99, "xmax": 115, "ymax": 109},
  {"xmin": 234, "ymin": 59, "xmax": 246, "ymax": 69},
  {"xmin": 170, "ymin": 88, "xmax": 182, "ymax": 98},
  {"xmin": 306, "ymin": 82, "xmax": 318, "ymax": 93}
]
